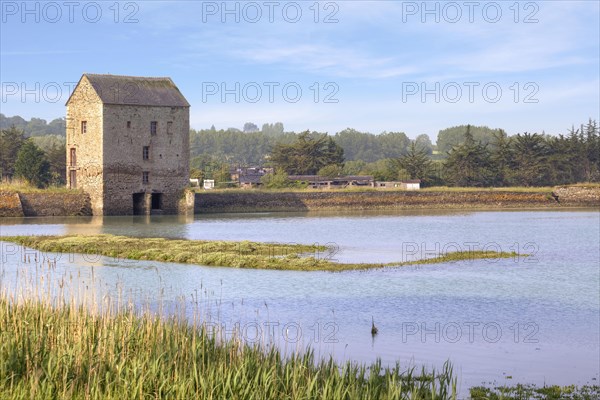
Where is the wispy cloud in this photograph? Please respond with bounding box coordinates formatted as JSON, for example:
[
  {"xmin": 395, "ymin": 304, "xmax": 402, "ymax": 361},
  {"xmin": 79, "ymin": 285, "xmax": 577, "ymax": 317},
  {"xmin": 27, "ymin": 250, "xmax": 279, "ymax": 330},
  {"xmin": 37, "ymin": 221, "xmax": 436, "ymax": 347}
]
[
  {"xmin": 1, "ymin": 0, "xmax": 597, "ymax": 135},
  {"xmin": 230, "ymin": 42, "xmax": 419, "ymax": 79},
  {"xmin": 1, "ymin": 50, "xmax": 77, "ymax": 56}
]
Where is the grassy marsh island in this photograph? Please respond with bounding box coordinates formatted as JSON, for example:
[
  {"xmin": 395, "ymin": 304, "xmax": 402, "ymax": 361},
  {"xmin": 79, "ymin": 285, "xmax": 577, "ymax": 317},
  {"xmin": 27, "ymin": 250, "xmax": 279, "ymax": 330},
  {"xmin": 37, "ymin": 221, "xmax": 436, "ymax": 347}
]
[{"xmin": 2, "ymin": 234, "xmax": 521, "ymax": 271}]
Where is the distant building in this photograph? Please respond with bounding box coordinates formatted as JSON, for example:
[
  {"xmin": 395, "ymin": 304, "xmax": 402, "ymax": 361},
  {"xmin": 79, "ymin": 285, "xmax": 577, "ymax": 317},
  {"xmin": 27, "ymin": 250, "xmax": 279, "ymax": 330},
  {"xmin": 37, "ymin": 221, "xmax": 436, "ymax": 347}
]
[
  {"xmin": 401, "ymin": 180, "xmax": 421, "ymax": 190},
  {"xmin": 203, "ymin": 179, "xmax": 215, "ymax": 190},
  {"xmin": 231, "ymin": 167, "xmax": 272, "ymax": 188},
  {"xmin": 239, "ymin": 174, "xmax": 264, "ymax": 188},
  {"xmin": 288, "ymin": 175, "xmax": 374, "ymax": 189},
  {"xmin": 375, "ymin": 180, "xmax": 421, "ymax": 190},
  {"xmin": 66, "ymin": 74, "xmax": 190, "ymax": 215}
]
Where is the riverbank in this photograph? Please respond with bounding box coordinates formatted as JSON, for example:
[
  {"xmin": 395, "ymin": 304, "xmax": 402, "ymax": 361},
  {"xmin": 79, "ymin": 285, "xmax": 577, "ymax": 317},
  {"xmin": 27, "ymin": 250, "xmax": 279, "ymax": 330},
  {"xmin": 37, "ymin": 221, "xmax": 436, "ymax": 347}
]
[
  {"xmin": 2, "ymin": 234, "xmax": 518, "ymax": 271},
  {"xmin": 1, "ymin": 185, "xmax": 598, "ymax": 217},
  {"xmin": 194, "ymin": 186, "xmax": 600, "ymax": 213}
]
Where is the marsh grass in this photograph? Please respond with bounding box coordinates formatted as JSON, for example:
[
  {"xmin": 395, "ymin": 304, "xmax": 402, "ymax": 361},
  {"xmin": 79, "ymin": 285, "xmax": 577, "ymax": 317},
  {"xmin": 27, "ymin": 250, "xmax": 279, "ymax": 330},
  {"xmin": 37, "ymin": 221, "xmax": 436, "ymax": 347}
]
[
  {"xmin": 470, "ymin": 384, "xmax": 600, "ymax": 400},
  {"xmin": 0, "ymin": 293, "xmax": 459, "ymax": 400},
  {"xmin": 420, "ymin": 186, "xmax": 554, "ymax": 193},
  {"xmin": 0, "ymin": 179, "xmax": 80, "ymax": 194},
  {"xmin": 2, "ymin": 235, "xmax": 520, "ymax": 271},
  {"xmin": 197, "ymin": 186, "xmax": 559, "ymax": 194}
]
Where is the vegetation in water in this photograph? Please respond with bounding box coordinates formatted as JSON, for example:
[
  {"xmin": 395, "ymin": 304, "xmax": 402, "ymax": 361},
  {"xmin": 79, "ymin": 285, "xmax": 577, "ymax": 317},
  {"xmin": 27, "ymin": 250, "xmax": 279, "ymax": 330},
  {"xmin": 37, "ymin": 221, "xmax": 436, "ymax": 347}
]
[
  {"xmin": 2, "ymin": 234, "xmax": 521, "ymax": 271},
  {"xmin": 470, "ymin": 384, "xmax": 600, "ymax": 400},
  {"xmin": 0, "ymin": 295, "xmax": 461, "ymax": 400}
]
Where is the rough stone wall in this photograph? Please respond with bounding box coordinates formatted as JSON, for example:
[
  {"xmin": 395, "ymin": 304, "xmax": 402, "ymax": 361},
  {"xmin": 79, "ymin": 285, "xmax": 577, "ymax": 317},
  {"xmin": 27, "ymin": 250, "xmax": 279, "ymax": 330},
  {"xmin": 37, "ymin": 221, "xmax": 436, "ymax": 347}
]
[
  {"xmin": 66, "ymin": 76, "xmax": 104, "ymax": 214},
  {"xmin": 17, "ymin": 193, "xmax": 91, "ymax": 216},
  {"xmin": 195, "ymin": 190, "xmax": 595, "ymax": 213},
  {"xmin": 0, "ymin": 192, "xmax": 24, "ymax": 217},
  {"xmin": 178, "ymin": 189, "xmax": 196, "ymax": 214},
  {"xmin": 102, "ymin": 104, "xmax": 190, "ymax": 215}
]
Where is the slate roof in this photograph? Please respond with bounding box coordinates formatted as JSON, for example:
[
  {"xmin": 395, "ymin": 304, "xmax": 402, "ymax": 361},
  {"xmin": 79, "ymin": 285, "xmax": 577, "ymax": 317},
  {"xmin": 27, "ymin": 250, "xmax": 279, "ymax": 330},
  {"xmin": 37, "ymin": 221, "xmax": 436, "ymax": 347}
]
[
  {"xmin": 67, "ymin": 74, "xmax": 190, "ymax": 107},
  {"xmin": 239, "ymin": 174, "xmax": 264, "ymax": 184}
]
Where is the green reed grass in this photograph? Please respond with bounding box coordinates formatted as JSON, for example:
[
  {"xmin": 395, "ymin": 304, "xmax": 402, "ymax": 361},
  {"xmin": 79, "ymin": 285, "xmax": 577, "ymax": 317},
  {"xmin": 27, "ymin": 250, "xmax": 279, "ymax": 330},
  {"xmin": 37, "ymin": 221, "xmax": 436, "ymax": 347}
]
[
  {"xmin": 0, "ymin": 296, "xmax": 458, "ymax": 400},
  {"xmin": 2, "ymin": 234, "xmax": 520, "ymax": 271},
  {"xmin": 470, "ymin": 383, "xmax": 600, "ymax": 400}
]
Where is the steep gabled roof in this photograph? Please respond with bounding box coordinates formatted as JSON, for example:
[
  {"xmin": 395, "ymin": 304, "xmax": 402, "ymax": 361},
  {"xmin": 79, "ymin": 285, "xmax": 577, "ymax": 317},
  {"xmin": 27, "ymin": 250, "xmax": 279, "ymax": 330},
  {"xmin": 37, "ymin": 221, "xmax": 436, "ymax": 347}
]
[{"xmin": 66, "ymin": 74, "xmax": 190, "ymax": 107}]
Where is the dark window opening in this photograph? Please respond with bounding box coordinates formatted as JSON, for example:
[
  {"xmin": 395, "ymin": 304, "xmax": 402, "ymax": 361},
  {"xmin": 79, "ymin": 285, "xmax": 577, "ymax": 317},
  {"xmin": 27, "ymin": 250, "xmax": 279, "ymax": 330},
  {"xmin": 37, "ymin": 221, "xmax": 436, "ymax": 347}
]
[
  {"xmin": 143, "ymin": 146, "xmax": 150, "ymax": 160},
  {"xmin": 150, "ymin": 121, "xmax": 157, "ymax": 135},
  {"xmin": 81, "ymin": 121, "xmax": 87, "ymax": 134},
  {"xmin": 127, "ymin": 121, "xmax": 131, "ymax": 129},
  {"xmin": 142, "ymin": 171, "xmax": 149, "ymax": 184},
  {"xmin": 151, "ymin": 193, "xmax": 162, "ymax": 210},
  {"xmin": 133, "ymin": 193, "xmax": 144, "ymax": 215}
]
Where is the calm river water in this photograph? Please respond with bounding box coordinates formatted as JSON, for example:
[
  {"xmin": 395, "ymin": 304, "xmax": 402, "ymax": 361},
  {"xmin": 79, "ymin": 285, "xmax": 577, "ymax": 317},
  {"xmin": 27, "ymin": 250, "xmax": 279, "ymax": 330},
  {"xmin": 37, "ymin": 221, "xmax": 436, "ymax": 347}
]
[{"xmin": 1, "ymin": 209, "xmax": 599, "ymax": 392}]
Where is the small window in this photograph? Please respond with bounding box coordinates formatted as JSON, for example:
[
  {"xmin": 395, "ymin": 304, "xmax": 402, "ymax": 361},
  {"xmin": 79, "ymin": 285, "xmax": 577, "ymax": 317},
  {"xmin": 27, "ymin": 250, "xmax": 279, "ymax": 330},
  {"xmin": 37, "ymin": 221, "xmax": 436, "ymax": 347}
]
[
  {"xmin": 150, "ymin": 121, "xmax": 157, "ymax": 135},
  {"xmin": 127, "ymin": 121, "xmax": 131, "ymax": 129},
  {"xmin": 143, "ymin": 146, "xmax": 150, "ymax": 160},
  {"xmin": 69, "ymin": 170, "xmax": 77, "ymax": 189},
  {"xmin": 70, "ymin": 148, "xmax": 77, "ymax": 166},
  {"xmin": 81, "ymin": 121, "xmax": 87, "ymax": 134},
  {"xmin": 167, "ymin": 121, "xmax": 173, "ymax": 134},
  {"xmin": 142, "ymin": 171, "xmax": 149, "ymax": 184}
]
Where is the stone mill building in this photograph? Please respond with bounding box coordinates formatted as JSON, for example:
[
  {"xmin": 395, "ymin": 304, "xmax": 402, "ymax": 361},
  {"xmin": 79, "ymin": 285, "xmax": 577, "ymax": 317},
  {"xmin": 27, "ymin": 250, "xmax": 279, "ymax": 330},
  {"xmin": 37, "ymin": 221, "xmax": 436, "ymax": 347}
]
[{"xmin": 66, "ymin": 74, "xmax": 190, "ymax": 215}]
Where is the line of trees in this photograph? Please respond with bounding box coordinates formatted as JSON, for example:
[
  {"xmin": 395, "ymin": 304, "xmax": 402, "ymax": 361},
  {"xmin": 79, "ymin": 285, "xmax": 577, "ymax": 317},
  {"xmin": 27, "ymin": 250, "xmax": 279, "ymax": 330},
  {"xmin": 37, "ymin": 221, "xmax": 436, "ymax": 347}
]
[
  {"xmin": 397, "ymin": 122, "xmax": 600, "ymax": 187},
  {"xmin": 265, "ymin": 121, "xmax": 599, "ymax": 188},
  {"xmin": 2, "ymin": 113, "xmax": 598, "ymax": 189},
  {"xmin": 0, "ymin": 126, "xmax": 65, "ymax": 187},
  {"xmin": 0, "ymin": 114, "xmax": 66, "ymax": 137},
  {"xmin": 190, "ymin": 124, "xmax": 424, "ymax": 166}
]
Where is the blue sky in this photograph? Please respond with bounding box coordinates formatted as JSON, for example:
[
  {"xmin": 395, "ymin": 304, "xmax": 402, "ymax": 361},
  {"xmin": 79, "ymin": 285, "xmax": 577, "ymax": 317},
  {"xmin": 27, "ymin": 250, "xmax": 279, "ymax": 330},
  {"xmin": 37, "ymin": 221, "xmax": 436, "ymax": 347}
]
[{"xmin": 1, "ymin": 0, "xmax": 599, "ymax": 138}]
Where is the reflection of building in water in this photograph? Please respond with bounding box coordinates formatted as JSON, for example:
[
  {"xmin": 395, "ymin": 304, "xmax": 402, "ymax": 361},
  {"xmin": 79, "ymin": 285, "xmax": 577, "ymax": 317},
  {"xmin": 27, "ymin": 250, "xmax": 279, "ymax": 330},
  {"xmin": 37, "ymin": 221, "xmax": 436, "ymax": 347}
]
[
  {"xmin": 66, "ymin": 74, "xmax": 190, "ymax": 216},
  {"xmin": 63, "ymin": 215, "xmax": 195, "ymax": 237}
]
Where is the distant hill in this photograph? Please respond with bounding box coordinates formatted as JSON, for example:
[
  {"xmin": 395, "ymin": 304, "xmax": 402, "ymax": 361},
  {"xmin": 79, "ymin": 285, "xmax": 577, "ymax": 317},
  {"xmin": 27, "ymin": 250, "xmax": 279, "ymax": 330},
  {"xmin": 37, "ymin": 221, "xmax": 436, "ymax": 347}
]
[{"xmin": 0, "ymin": 113, "xmax": 65, "ymax": 137}]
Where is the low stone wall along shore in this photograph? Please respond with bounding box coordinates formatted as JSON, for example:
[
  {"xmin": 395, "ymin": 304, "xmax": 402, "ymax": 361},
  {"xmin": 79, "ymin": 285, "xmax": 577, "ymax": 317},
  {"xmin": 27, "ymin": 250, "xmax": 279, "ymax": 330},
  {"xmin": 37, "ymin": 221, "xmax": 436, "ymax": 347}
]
[
  {"xmin": 0, "ymin": 192, "xmax": 92, "ymax": 217},
  {"xmin": 1, "ymin": 186, "xmax": 598, "ymax": 217},
  {"xmin": 195, "ymin": 187, "xmax": 600, "ymax": 214}
]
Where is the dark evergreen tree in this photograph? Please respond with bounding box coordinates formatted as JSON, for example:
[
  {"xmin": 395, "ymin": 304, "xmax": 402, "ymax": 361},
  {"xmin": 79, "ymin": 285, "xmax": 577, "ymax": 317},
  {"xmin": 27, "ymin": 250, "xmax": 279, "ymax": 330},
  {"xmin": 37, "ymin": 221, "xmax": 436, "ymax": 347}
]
[
  {"xmin": 14, "ymin": 140, "xmax": 51, "ymax": 188},
  {"xmin": 489, "ymin": 130, "xmax": 513, "ymax": 186},
  {"xmin": 443, "ymin": 125, "xmax": 492, "ymax": 187},
  {"xmin": 511, "ymin": 133, "xmax": 548, "ymax": 186},
  {"xmin": 270, "ymin": 132, "xmax": 344, "ymax": 175},
  {"xmin": 395, "ymin": 142, "xmax": 433, "ymax": 183},
  {"xmin": 0, "ymin": 125, "xmax": 26, "ymax": 180}
]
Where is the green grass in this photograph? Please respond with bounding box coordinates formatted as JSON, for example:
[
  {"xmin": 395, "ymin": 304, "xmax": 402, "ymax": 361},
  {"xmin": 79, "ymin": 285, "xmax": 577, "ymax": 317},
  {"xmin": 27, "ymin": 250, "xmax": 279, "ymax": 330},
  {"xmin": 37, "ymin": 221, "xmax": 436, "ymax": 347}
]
[
  {"xmin": 194, "ymin": 186, "xmax": 380, "ymax": 194},
  {"xmin": 196, "ymin": 185, "xmax": 569, "ymax": 194},
  {"xmin": 558, "ymin": 182, "xmax": 600, "ymax": 188},
  {"xmin": 0, "ymin": 180, "xmax": 81, "ymax": 194},
  {"xmin": 420, "ymin": 186, "xmax": 555, "ymax": 193},
  {"xmin": 200, "ymin": 183, "xmax": 600, "ymax": 194},
  {"xmin": 470, "ymin": 384, "xmax": 600, "ymax": 399},
  {"xmin": 0, "ymin": 296, "xmax": 460, "ymax": 399},
  {"xmin": 2, "ymin": 234, "xmax": 520, "ymax": 271}
]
